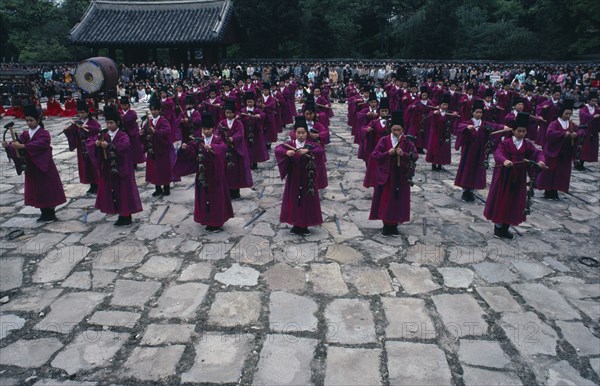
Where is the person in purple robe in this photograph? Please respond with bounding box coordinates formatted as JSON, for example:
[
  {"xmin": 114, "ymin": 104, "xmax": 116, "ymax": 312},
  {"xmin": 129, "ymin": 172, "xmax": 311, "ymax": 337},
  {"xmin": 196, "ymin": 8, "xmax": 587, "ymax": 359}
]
[
  {"xmin": 359, "ymin": 97, "xmax": 390, "ymax": 166},
  {"xmin": 239, "ymin": 91, "xmax": 269, "ymax": 169},
  {"xmin": 202, "ymin": 85, "xmax": 223, "ymax": 127},
  {"xmin": 536, "ymin": 99, "xmax": 584, "ymax": 199},
  {"xmin": 406, "ymin": 86, "xmax": 436, "ymax": 152},
  {"xmin": 174, "ymin": 112, "xmax": 233, "ymax": 232},
  {"xmin": 2, "ymin": 105, "xmax": 66, "ymax": 221},
  {"xmin": 426, "ymin": 94, "xmax": 460, "ymax": 171},
  {"xmin": 119, "ymin": 96, "xmax": 146, "ymax": 168},
  {"xmin": 275, "ymin": 117, "xmax": 324, "ymax": 236},
  {"xmin": 535, "ymin": 86, "xmax": 562, "ymax": 146},
  {"xmin": 141, "ymin": 99, "xmax": 176, "ymax": 196},
  {"xmin": 260, "ymin": 82, "xmax": 278, "ymax": 145},
  {"xmin": 454, "ymin": 100, "xmax": 511, "ymax": 202},
  {"xmin": 459, "ymin": 83, "xmax": 476, "ymax": 121},
  {"xmin": 354, "ymin": 91, "xmax": 379, "ymax": 144},
  {"xmin": 179, "ymin": 95, "xmax": 203, "ymax": 141},
  {"xmin": 313, "ymin": 84, "xmax": 334, "ymax": 128},
  {"xmin": 159, "ymin": 88, "xmax": 181, "ymax": 143},
  {"xmin": 62, "ymin": 99, "xmax": 101, "ymax": 194},
  {"xmin": 504, "ymin": 97, "xmax": 546, "ymax": 142},
  {"xmin": 216, "ymin": 102, "xmax": 253, "ymax": 199},
  {"xmin": 86, "ymin": 106, "xmax": 142, "ymax": 226},
  {"xmin": 367, "ymin": 110, "xmax": 418, "ymax": 237},
  {"xmin": 277, "ymin": 77, "xmax": 294, "ymax": 126},
  {"xmin": 484, "ymin": 113, "xmax": 546, "ymax": 239},
  {"xmin": 574, "ymin": 90, "xmax": 599, "ymax": 170}
]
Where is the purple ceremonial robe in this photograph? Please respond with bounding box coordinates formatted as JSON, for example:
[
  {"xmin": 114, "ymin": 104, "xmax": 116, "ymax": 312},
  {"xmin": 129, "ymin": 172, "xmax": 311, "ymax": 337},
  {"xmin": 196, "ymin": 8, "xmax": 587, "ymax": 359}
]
[
  {"xmin": 142, "ymin": 116, "xmax": 176, "ymax": 185},
  {"xmin": 240, "ymin": 107, "xmax": 269, "ymax": 163},
  {"xmin": 368, "ymin": 135, "xmax": 418, "ymax": 224},
  {"xmin": 261, "ymin": 95, "xmax": 278, "ymax": 142},
  {"xmin": 389, "ymin": 86, "xmax": 402, "ymax": 111},
  {"xmin": 426, "ymin": 112, "xmax": 457, "ymax": 165},
  {"xmin": 179, "ymin": 109, "xmax": 203, "ymax": 140},
  {"xmin": 278, "ymin": 87, "xmax": 294, "ymax": 125},
  {"xmin": 7, "ymin": 128, "xmax": 66, "ymax": 208},
  {"xmin": 348, "ymin": 96, "xmax": 366, "ymax": 128},
  {"xmin": 274, "ymin": 90, "xmax": 285, "ymax": 133},
  {"xmin": 454, "ymin": 120, "xmax": 504, "ymax": 190},
  {"xmin": 286, "ymin": 84, "xmax": 297, "ymax": 122},
  {"xmin": 504, "ymin": 111, "xmax": 539, "ymax": 141},
  {"xmin": 221, "ymin": 91, "xmax": 238, "ymax": 108},
  {"xmin": 535, "ymin": 99, "xmax": 561, "ymax": 146},
  {"xmin": 217, "ymin": 118, "xmax": 253, "ymax": 189},
  {"xmin": 484, "ymin": 138, "xmax": 543, "ymax": 226},
  {"xmin": 86, "ymin": 130, "xmax": 142, "ymax": 216},
  {"xmin": 359, "ymin": 118, "xmax": 388, "ymax": 162},
  {"xmin": 578, "ymin": 105, "xmax": 600, "ymax": 162},
  {"xmin": 447, "ymin": 91, "xmax": 462, "ymax": 112},
  {"xmin": 161, "ymin": 98, "xmax": 181, "ymax": 142},
  {"xmin": 459, "ymin": 95, "xmax": 476, "ymax": 121},
  {"xmin": 522, "ymin": 96, "xmax": 539, "ymax": 113},
  {"xmin": 174, "ymin": 138, "xmax": 234, "ymax": 226},
  {"xmin": 536, "ymin": 120, "xmax": 584, "ymax": 192},
  {"xmin": 354, "ymin": 107, "xmax": 378, "ymax": 144},
  {"xmin": 406, "ymin": 100, "xmax": 435, "ymax": 149},
  {"xmin": 63, "ymin": 118, "xmax": 101, "ymax": 184},
  {"xmin": 316, "ymin": 95, "xmax": 333, "ymax": 127},
  {"xmin": 289, "ymin": 128, "xmax": 328, "ymax": 190},
  {"xmin": 496, "ymin": 90, "xmax": 515, "ymax": 112},
  {"xmin": 203, "ymin": 97, "xmax": 223, "ymax": 127},
  {"xmin": 121, "ymin": 109, "xmax": 146, "ymax": 164},
  {"xmin": 275, "ymin": 141, "xmax": 324, "ymax": 227},
  {"xmin": 482, "ymin": 102, "xmax": 503, "ymax": 124}
]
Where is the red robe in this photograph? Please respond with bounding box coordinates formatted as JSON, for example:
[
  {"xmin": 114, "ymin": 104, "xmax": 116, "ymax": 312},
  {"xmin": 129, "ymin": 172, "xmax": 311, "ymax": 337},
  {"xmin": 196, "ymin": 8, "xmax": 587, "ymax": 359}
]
[
  {"xmin": 121, "ymin": 109, "xmax": 146, "ymax": 164},
  {"xmin": 535, "ymin": 99, "xmax": 561, "ymax": 146},
  {"xmin": 454, "ymin": 119, "xmax": 504, "ymax": 190},
  {"xmin": 484, "ymin": 138, "xmax": 543, "ymax": 225},
  {"xmin": 216, "ymin": 118, "xmax": 253, "ymax": 189},
  {"xmin": 261, "ymin": 94, "xmax": 278, "ymax": 143},
  {"xmin": 86, "ymin": 130, "xmax": 142, "ymax": 216},
  {"xmin": 368, "ymin": 135, "xmax": 418, "ymax": 224},
  {"xmin": 354, "ymin": 107, "xmax": 378, "ymax": 144},
  {"xmin": 160, "ymin": 97, "xmax": 180, "ymax": 143},
  {"xmin": 239, "ymin": 107, "xmax": 269, "ymax": 163},
  {"xmin": 63, "ymin": 118, "xmax": 101, "ymax": 184},
  {"xmin": 142, "ymin": 116, "xmax": 176, "ymax": 185},
  {"xmin": 45, "ymin": 99, "xmax": 64, "ymax": 116},
  {"xmin": 578, "ymin": 105, "xmax": 599, "ymax": 162},
  {"xmin": 459, "ymin": 95, "xmax": 476, "ymax": 121},
  {"xmin": 406, "ymin": 100, "xmax": 435, "ymax": 149},
  {"xmin": 174, "ymin": 137, "xmax": 234, "ymax": 227},
  {"xmin": 6, "ymin": 127, "xmax": 66, "ymax": 208},
  {"xmin": 60, "ymin": 98, "xmax": 78, "ymax": 117},
  {"xmin": 426, "ymin": 111, "xmax": 458, "ymax": 165},
  {"xmin": 289, "ymin": 125, "xmax": 329, "ymax": 190},
  {"xmin": 536, "ymin": 120, "xmax": 584, "ymax": 192},
  {"xmin": 275, "ymin": 141, "xmax": 324, "ymax": 227}
]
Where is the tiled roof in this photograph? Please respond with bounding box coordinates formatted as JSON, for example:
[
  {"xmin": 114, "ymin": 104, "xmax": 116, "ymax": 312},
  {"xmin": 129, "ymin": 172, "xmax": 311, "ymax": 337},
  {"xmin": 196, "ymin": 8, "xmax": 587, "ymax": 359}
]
[{"xmin": 69, "ymin": 0, "xmax": 235, "ymax": 47}]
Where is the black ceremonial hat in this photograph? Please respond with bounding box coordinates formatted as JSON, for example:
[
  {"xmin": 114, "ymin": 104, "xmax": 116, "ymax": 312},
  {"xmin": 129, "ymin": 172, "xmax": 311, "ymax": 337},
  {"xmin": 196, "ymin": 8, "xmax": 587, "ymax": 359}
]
[
  {"xmin": 560, "ymin": 98, "xmax": 575, "ymax": 114},
  {"xmin": 472, "ymin": 99, "xmax": 485, "ymax": 111},
  {"xmin": 441, "ymin": 93, "xmax": 451, "ymax": 105},
  {"xmin": 224, "ymin": 101, "xmax": 236, "ymax": 112},
  {"xmin": 515, "ymin": 112, "xmax": 530, "ymax": 128},
  {"xmin": 391, "ymin": 110, "xmax": 404, "ymax": 127},
  {"xmin": 379, "ymin": 97, "xmax": 390, "ymax": 110},
  {"xmin": 23, "ymin": 104, "xmax": 40, "ymax": 120},
  {"xmin": 368, "ymin": 91, "xmax": 377, "ymax": 102},
  {"xmin": 103, "ymin": 105, "xmax": 120, "ymax": 123},
  {"xmin": 294, "ymin": 115, "xmax": 307, "ymax": 129},
  {"xmin": 76, "ymin": 99, "xmax": 88, "ymax": 112},
  {"xmin": 201, "ymin": 112, "xmax": 214, "ymax": 127}
]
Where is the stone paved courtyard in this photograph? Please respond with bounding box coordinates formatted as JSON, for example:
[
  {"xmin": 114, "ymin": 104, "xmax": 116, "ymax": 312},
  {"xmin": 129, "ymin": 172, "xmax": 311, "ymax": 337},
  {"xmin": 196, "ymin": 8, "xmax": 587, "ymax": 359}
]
[{"xmin": 0, "ymin": 101, "xmax": 599, "ymax": 385}]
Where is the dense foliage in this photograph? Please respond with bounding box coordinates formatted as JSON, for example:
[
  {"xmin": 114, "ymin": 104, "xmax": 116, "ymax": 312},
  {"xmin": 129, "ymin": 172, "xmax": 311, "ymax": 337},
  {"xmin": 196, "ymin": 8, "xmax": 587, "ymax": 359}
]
[{"xmin": 1, "ymin": 0, "xmax": 599, "ymax": 62}]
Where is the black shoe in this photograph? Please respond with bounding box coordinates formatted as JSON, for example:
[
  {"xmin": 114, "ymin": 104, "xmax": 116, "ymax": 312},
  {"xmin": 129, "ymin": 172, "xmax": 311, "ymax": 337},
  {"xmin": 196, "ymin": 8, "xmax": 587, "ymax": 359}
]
[
  {"xmin": 290, "ymin": 226, "xmax": 302, "ymax": 235},
  {"xmin": 391, "ymin": 226, "xmax": 400, "ymax": 237},
  {"xmin": 152, "ymin": 186, "xmax": 164, "ymax": 197},
  {"xmin": 134, "ymin": 164, "xmax": 138, "ymax": 171},
  {"xmin": 114, "ymin": 216, "xmax": 125, "ymax": 226},
  {"xmin": 300, "ymin": 227, "xmax": 311, "ymax": 235},
  {"xmin": 87, "ymin": 184, "xmax": 98, "ymax": 194},
  {"xmin": 205, "ymin": 225, "xmax": 222, "ymax": 233},
  {"xmin": 543, "ymin": 190, "xmax": 552, "ymax": 199},
  {"xmin": 493, "ymin": 226, "xmax": 503, "ymax": 239},
  {"xmin": 37, "ymin": 208, "xmax": 46, "ymax": 222},
  {"xmin": 163, "ymin": 185, "xmax": 170, "ymax": 196},
  {"xmin": 230, "ymin": 189, "xmax": 241, "ymax": 199},
  {"xmin": 431, "ymin": 164, "xmax": 437, "ymax": 171},
  {"xmin": 461, "ymin": 191, "xmax": 475, "ymax": 202},
  {"xmin": 381, "ymin": 225, "xmax": 393, "ymax": 237},
  {"xmin": 573, "ymin": 161, "xmax": 585, "ymax": 171},
  {"xmin": 266, "ymin": 143, "xmax": 272, "ymax": 150},
  {"xmin": 251, "ymin": 163, "xmax": 258, "ymax": 170}
]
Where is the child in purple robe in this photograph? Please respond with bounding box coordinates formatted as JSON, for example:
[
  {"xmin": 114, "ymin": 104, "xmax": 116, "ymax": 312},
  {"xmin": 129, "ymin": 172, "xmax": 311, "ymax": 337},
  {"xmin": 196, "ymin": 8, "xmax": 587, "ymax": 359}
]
[
  {"xmin": 240, "ymin": 91, "xmax": 269, "ymax": 169},
  {"xmin": 2, "ymin": 105, "xmax": 66, "ymax": 221},
  {"xmin": 62, "ymin": 99, "xmax": 101, "ymax": 194},
  {"xmin": 275, "ymin": 117, "xmax": 324, "ymax": 236},
  {"xmin": 574, "ymin": 90, "xmax": 599, "ymax": 170},
  {"xmin": 87, "ymin": 106, "xmax": 143, "ymax": 226},
  {"xmin": 484, "ymin": 113, "xmax": 546, "ymax": 239},
  {"xmin": 216, "ymin": 102, "xmax": 253, "ymax": 199},
  {"xmin": 175, "ymin": 112, "xmax": 233, "ymax": 232},
  {"xmin": 454, "ymin": 100, "xmax": 511, "ymax": 202},
  {"xmin": 426, "ymin": 94, "xmax": 460, "ymax": 171},
  {"xmin": 536, "ymin": 99, "xmax": 584, "ymax": 199},
  {"xmin": 367, "ymin": 110, "xmax": 418, "ymax": 237},
  {"xmin": 119, "ymin": 96, "xmax": 146, "ymax": 167}
]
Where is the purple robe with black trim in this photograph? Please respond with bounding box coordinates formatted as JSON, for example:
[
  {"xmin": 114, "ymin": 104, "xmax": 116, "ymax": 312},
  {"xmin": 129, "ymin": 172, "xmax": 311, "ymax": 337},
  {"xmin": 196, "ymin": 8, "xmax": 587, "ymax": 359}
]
[
  {"xmin": 121, "ymin": 109, "xmax": 146, "ymax": 164},
  {"xmin": 174, "ymin": 137, "xmax": 233, "ymax": 226},
  {"xmin": 216, "ymin": 118, "xmax": 253, "ymax": 189},
  {"xmin": 142, "ymin": 116, "xmax": 177, "ymax": 185},
  {"xmin": 289, "ymin": 128, "xmax": 328, "ymax": 190},
  {"xmin": 578, "ymin": 105, "xmax": 599, "ymax": 162},
  {"xmin": 63, "ymin": 117, "xmax": 101, "ymax": 184},
  {"xmin": 406, "ymin": 100, "xmax": 435, "ymax": 149},
  {"xmin": 484, "ymin": 138, "xmax": 543, "ymax": 225},
  {"xmin": 535, "ymin": 99, "xmax": 561, "ymax": 146},
  {"xmin": 7, "ymin": 127, "xmax": 66, "ymax": 208},
  {"xmin": 240, "ymin": 107, "xmax": 269, "ymax": 163},
  {"xmin": 275, "ymin": 141, "xmax": 324, "ymax": 227},
  {"xmin": 86, "ymin": 130, "xmax": 142, "ymax": 216},
  {"xmin": 536, "ymin": 120, "xmax": 584, "ymax": 192},
  {"xmin": 426, "ymin": 111, "xmax": 458, "ymax": 165},
  {"xmin": 261, "ymin": 94, "xmax": 278, "ymax": 143},
  {"xmin": 454, "ymin": 119, "xmax": 504, "ymax": 190},
  {"xmin": 160, "ymin": 97, "xmax": 181, "ymax": 142},
  {"xmin": 368, "ymin": 135, "xmax": 418, "ymax": 224}
]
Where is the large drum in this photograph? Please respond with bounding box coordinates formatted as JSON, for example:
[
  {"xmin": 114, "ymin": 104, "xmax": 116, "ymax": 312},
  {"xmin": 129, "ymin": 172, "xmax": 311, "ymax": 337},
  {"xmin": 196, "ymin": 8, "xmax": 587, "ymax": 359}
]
[{"xmin": 74, "ymin": 57, "xmax": 119, "ymax": 94}]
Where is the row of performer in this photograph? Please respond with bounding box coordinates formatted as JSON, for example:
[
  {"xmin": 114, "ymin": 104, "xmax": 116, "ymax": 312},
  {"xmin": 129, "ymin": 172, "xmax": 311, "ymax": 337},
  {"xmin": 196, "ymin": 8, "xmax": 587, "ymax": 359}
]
[{"xmin": 2, "ymin": 85, "xmax": 598, "ymax": 238}]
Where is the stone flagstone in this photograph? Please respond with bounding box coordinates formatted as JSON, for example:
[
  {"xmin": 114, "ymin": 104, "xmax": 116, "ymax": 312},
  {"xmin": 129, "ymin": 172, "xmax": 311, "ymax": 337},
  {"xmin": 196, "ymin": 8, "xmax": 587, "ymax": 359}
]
[
  {"xmin": 0, "ymin": 338, "xmax": 63, "ymax": 368},
  {"xmin": 34, "ymin": 292, "xmax": 106, "ymax": 334},
  {"xmin": 389, "ymin": 263, "xmax": 440, "ymax": 294},
  {"xmin": 269, "ymin": 291, "xmax": 318, "ymax": 332},
  {"xmin": 324, "ymin": 347, "xmax": 382, "ymax": 386},
  {"xmin": 215, "ymin": 263, "xmax": 260, "ymax": 286},
  {"xmin": 386, "ymin": 342, "xmax": 451, "ymax": 385},
  {"xmin": 111, "ymin": 279, "xmax": 162, "ymax": 307},
  {"xmin": 208, "ymin": 291, "xmax": 261, "ymax": 327},
  {"xmin": 432, "ymin": 294, "xmax": 488, "ymax": 338},
  {"xmin": 382, "ymin": 297, "xmax": 436, "ymax": 340},
  {"xmin": 324, "ymin": 299, "xmax": 377, "ymax": 344},
  {"xmin": 149, "ymin": 283, "xmax": 209, "ymax": 319},
  {"xmin": 121, "ymin": 345, "xmax": 186, "ymax": 381},
  {"xmin": 253, "ymin": 335, "xmax": 317, "ymax": 386}
]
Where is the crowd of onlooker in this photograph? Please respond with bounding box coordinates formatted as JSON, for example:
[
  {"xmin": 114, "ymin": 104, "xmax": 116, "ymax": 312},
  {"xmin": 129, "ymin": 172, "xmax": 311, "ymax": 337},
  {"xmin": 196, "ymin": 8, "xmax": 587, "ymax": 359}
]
[{"xmin": 1, "ymin": 61, "xmax": 598, "ymax": 108}]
